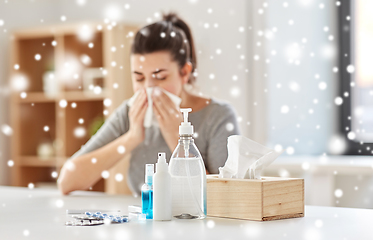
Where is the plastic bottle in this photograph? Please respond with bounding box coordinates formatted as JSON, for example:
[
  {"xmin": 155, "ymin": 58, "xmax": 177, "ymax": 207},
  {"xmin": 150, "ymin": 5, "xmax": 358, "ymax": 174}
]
[
  {"xmin": 153, "ymin": 152, "xmax": 172, "ymax": 221},
  {"xmin": 141, "ymin": 164, "xmax": 154, "ymax": 219},
  {"xmin": 169, "ymin": 108, "xmax": 207, "ymax": 219}
]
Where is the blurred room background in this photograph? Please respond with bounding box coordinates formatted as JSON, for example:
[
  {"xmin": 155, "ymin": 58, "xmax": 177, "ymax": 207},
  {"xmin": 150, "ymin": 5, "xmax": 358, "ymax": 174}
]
[{"xmin": 0, "ymin": 0, "xmax": 372, "ymax": 209}]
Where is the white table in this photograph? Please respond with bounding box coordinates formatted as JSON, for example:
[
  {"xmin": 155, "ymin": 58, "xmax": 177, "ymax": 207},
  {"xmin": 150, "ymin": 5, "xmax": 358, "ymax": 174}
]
[{"xmin": 0, "ymin": 186, "xmax": 372, "ymax": 240}]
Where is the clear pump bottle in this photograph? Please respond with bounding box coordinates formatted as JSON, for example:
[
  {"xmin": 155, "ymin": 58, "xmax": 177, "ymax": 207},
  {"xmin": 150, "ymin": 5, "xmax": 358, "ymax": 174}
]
[
  {"xmin": 141, "ymin": 164, "xmax": 154, "ymax": 219},
  {"xmin": 169, "ymin": 108, "xmax": 207, "ymax": 219}
]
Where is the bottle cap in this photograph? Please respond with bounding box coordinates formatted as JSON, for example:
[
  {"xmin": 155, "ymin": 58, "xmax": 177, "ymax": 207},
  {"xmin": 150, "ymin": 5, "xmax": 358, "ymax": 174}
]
[
  {"xmin": 157, "ymin": 152, "xmax": 166, "ymax": 163},
  {"xmin": 179, "ymin": 108, "xmax": 193, "ymax": 135},
  {"xmin": 156, "ymin": 152, "xmax": 168, "ymax": 172},
  {"xmin": 145, "ymin": 164, "xmax": 154, "ymax": 184}
]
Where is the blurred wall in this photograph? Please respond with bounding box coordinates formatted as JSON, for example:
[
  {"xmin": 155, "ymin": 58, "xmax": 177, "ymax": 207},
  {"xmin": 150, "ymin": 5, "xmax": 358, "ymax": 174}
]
[{"xmin": 265, "ymin": 0, "xmax": 339, "ymax": 154}]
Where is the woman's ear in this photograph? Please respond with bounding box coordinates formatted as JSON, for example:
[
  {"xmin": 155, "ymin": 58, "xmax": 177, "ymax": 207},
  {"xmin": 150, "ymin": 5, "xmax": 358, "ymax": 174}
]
[{"xmin": 180, "ymin": 62, "xmax": 193, "ymax": 85}]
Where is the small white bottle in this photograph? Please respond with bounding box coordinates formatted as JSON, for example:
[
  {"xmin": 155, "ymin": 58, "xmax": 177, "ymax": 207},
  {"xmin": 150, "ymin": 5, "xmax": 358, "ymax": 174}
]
[{"xmin": 153, "ymin": 152, "xmax": 172, "ymax": 221}]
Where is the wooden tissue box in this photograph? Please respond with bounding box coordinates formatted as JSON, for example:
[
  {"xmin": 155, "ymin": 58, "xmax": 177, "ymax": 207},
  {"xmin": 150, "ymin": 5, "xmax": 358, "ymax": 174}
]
[{"xmin": 206, "ymin": 175, "xmax": 304, "ymax": 221}]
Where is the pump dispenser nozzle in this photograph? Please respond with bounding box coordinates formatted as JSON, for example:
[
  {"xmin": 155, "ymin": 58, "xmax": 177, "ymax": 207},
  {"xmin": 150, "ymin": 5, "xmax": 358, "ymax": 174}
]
[
  {"xmin": 181, "ymin": 108, "xmax": 191, "ymax": 123},
  {"xmin": 179, "ymin": 108, "xmax": 193, "ymax": 135},
  {"xmin": 145, "ymin": 164, "xmax": 154, "ymax": 184},
  {"xmin": 158, "ymin": 152, "xmax": 166, "ymax": 163},
  {"xmin": 156, "ymin": 153, "xmax": 168, "ymax": 172}
]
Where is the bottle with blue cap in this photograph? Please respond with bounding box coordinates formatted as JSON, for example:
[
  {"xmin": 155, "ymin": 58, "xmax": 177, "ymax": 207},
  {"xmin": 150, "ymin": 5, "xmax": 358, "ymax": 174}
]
[
  {"xmin": 141, "ymin": 164, "xmax": 154, "ymax": 219},
  {"xmin": 169, "ymin": 108, "xmax": 207, "ymax": 219}
]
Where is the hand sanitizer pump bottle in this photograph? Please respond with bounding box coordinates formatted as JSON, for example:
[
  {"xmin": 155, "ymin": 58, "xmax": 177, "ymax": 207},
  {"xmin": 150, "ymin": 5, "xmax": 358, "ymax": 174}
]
[
  {"xmin": 169, "ymin": 108, "xmax": 207, "ymax": 219},
  {"xmin": 141, "ymin": 164, "xmax": 154, "ymax": 219}
]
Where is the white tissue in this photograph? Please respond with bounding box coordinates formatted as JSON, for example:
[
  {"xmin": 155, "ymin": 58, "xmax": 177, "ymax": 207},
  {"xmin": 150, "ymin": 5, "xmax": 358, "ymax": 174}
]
[
  {"xmin": 127, "ymin": 87, "xmax": 182, "ymax": 128},
  {"xmin": 218, "ymin": 135, "xmax": 284, "ymax": 179}
]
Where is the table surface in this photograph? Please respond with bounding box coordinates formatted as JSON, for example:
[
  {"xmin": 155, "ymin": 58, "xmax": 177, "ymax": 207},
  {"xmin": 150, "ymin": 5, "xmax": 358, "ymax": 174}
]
[{"xmin": 1, "ymin": 186, "xmax": 372, "ymax": 240}]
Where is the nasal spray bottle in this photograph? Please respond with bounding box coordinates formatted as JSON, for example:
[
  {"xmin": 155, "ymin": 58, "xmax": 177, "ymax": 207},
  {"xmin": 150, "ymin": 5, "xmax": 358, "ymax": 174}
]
[
  {"xmin": 141, "ymin": 164, "xmax": 154, "ymax": 219},
  {"xmin": 169, "ymin": 108, "xmax": 207, "ymax": 219},
  {"xmin": 153, "ymin": 152, "xmax": 172, "ymax": 221}
]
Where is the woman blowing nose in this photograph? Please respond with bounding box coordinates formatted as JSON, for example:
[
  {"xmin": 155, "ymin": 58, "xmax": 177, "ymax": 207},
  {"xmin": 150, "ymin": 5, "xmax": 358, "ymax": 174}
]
[{"xmin": 58, "ymin": 12, "xmax": 240, "ymax": 196}]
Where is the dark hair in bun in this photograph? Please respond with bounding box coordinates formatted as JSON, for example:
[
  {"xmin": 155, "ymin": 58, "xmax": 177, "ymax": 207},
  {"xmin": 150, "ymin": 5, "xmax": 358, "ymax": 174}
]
[{"xmin": 131, "ymin": 12, "xmax": 197, "ymax": 84}]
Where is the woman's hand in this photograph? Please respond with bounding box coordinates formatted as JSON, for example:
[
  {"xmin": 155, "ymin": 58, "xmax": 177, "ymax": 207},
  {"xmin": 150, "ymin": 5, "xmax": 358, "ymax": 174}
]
[
  {"xmin": 127, "ymin": 88, "xmax": 148, "ymax": 146},
  {"xmin": 152, "ymin": 87, "xmax": 183, "ymax": 151}
]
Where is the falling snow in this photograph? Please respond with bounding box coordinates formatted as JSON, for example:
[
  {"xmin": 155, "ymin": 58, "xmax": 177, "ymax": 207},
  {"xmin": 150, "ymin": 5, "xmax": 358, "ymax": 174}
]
[
  {"xmin": 74, "ymin": 127, "xmax": 86, "ymax": 138},
  {"xmin": 104, "ymin": 98, "xmax": 112, "ymax": 107},
  {"xmin": 34, "ymin": 54, "xmax": 41, "ymax": 61},
  {"xmin": 80, "ymin": 54, "xmax": 92, "ymax": 65},
  {"xmin": 289, "ymin": 82, "xmax": 300, "ymax": 92},
  {"xmin": 65, "ymin": 161, "xmax": 76, "ymax": 171},
  {"xmin": 334, "ymin": 189, "xmax": 343, "ymax": 198},
  {"xmin": 286, "ymin": 146, "xmax": 295, "ymax": 155},
  {"xmin": 23, "ymin": 230, "xmax": 30, "ymax": 237},
  {"xmin": 347, "ymin": 131, "xmax": 356, "ymax": 140},
  {"xmin": 318, "ymin": 82, "xmax": 327, "ymax": 90},
  {"xmin": 93, "ymin": 86, "xmax": 102, "ymax": 94},
  {"xmin": 206, "ymin": 220, "xmax": 215, "ymax": 228},
  {"xmin": 301, "ymin": 162, "xmax": 310, "ymax": 170},
  {"xmin": 7, "ymin": 160, "xmax": 14, "ymax": 167},
  {"xmin": 315, "ymin": 219, "xmax": 323, "ymax": 228},
  {"xmin": 101, "ymin": 170, "xmax": 110, "ymax": 179},
  {"xmin": 347, "ymin": 64, "xmax": 355, "ymax": 73},
  {"xmin": 115, "ymin": 173, "xmax": 124, "ymax": 182},
  {"xmin": 281, "ymin": 105, "xmax": 289, "ymax": 114},
  {"xmin": 230, "ymin": 87, "xmax": 240, "ymax": 97},
  {"xmin": 226, "ymin": 123, "xmax": 234, "ymax": 132},
  {"xmin": 274, "ymin": 144, "xmax": 283, "ymax": 152},
  {"xmin": 328, "ymin": 135, "xmax": 347, "ymax": 154},
  {"xmin": 334, "ymin": 97, "xmax": 343, "ymax": 105},
  {"xmin": 1, "ymin": 124, "xmax": 13, "ymax": 136},
  {"xmin": 59, "ymin": 99, "xmax": 67, "ymax": 108},
  {"xmin": 278, "ymin": 168, "xmax": 290, "ymax": 178},
  {"xmin": 117, "ymin": 145, "xmax": 126, "ymax": 154},
  {"xmin": 55, "ymin": 199, "xmax": 64, "ymax": 208},
  {"xmin": 51, "ymin": 171, "xmax": 58, "ymax": 178}
]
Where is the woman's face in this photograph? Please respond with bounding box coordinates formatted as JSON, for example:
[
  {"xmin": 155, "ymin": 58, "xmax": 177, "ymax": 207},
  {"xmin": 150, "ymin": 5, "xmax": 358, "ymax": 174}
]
[{"xmin": 130, "ymin": 51, "xmax": 190, "ymax": 96}]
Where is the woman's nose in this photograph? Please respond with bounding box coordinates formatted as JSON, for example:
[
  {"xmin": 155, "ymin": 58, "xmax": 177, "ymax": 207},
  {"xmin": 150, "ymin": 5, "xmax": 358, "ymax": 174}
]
[{"xmin": 144, "ymin": 78, "xmax": 157, "ymax": 88}]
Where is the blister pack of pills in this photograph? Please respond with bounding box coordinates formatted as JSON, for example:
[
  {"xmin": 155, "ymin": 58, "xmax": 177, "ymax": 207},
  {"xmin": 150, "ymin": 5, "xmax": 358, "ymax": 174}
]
[{"xmin": 65, "ymin": 211, "xmax": 128, "ymax": 226}]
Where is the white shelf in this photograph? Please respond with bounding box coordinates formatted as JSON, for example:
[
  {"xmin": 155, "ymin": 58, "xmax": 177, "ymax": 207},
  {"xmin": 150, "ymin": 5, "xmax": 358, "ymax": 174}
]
[
  {"xmin": 267, "ymin": 155, "xmax": 373, "ymax": 175},
  {"xmin": 19, "ymin": 156, "xmax": 67, "ymax": 167}
]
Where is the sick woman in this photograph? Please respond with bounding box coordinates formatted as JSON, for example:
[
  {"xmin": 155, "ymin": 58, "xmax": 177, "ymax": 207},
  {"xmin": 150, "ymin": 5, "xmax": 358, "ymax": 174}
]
[{"xmin": 58, "ymin": 13, "xmax": 240, "ymax": 196}]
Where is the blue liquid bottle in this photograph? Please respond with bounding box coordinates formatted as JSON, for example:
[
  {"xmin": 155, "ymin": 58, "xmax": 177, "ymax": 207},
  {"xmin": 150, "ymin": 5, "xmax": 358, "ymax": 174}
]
[{"xmin": 141, "ymin": 164, "xmax": 154, "ymax": 219}]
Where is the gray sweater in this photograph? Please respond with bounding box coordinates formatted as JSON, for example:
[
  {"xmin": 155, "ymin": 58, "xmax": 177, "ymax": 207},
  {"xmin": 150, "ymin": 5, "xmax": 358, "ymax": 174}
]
[{"xmin": 71, "ymin": 98, "xmax": 240, "ymax": 195}]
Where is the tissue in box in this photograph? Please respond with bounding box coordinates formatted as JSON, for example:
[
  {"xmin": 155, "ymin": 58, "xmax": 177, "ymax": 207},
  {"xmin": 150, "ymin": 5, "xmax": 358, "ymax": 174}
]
[{"xmin": 206, "ymin": 175, "xmax": 304, "ymax": 221}]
